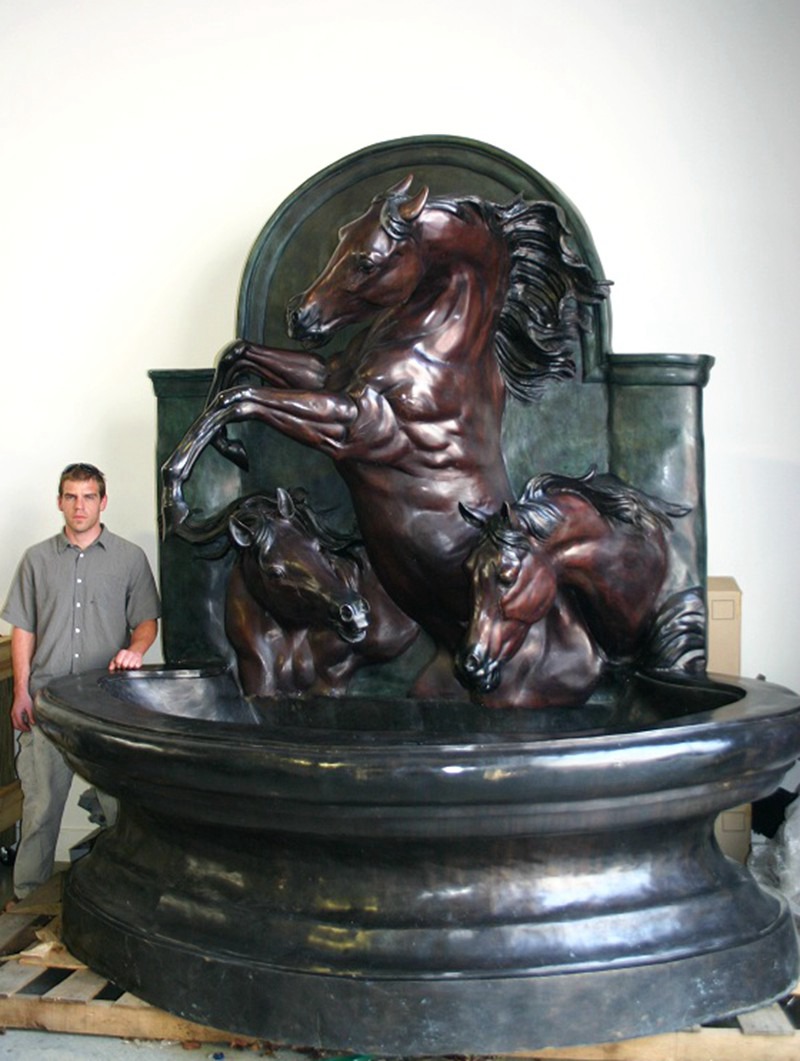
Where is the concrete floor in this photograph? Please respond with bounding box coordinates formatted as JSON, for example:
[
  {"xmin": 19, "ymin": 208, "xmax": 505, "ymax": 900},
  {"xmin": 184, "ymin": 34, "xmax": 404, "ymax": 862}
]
[{"xmin": 0, "ymin": 1030, "xmax": 278, "ymax": 1059}]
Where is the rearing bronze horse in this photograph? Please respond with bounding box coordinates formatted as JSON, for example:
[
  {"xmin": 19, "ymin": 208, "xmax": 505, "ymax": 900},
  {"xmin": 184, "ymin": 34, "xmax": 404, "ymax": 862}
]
[{"xmin": 162, "ymin": 178, "xmax": 609, "ymax": 695}]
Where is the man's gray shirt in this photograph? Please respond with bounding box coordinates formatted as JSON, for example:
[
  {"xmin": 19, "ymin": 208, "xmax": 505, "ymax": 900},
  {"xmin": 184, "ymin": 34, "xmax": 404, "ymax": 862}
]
[{"xmin": 2, "ymin": 526, "xmax": 161, "ymax": 694}]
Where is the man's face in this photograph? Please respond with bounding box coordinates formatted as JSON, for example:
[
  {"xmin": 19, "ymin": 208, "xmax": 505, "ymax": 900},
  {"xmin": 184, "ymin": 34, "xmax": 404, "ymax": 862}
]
[{"xmin": 58, "ymin": 478, "xmax": 107, "ymax": 538}]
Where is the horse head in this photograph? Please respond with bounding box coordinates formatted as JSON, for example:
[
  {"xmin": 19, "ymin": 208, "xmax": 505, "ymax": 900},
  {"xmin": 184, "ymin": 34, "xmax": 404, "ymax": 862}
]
[
  {"xmin": 229, "ymin": 488, "xmax": 370, "ymax": 644},
  {"xmin": 286, "ymin": 175, "xmax": 429, "ymax": 345},
  {"xmin": 455, "ymin": 502, "xmax": 558, "ymax": 694}
]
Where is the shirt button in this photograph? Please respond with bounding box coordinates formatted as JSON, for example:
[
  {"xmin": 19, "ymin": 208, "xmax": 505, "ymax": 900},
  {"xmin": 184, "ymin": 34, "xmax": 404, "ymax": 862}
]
[{"xmin": 75, "ymin": 628, "xmax": 81, "ymax": 634}]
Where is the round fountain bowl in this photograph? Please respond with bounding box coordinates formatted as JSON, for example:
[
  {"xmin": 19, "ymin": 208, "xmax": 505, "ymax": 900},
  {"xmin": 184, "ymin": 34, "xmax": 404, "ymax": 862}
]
[{"xmin": 37, "ymin": 667, "xmax": 800, "ymax": 1054}]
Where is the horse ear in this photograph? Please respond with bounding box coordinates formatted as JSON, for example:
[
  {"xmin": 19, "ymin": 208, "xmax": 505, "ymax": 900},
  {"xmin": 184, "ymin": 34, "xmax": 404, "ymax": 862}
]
[
  {"xmin": 229, "ymin": 514, "xmax": 254, "ymax": 548},
  {"xmin": 386, "ymin": 174, "xmax": 414, "ymax": 197},
  {"xmin": 232, "ymin": 514, "xmax": 276, "ymax": 555},
  {"xmin": 399, "ymin": 185, "xmax": 429, "ymax": 222},
  {"xmin": 459, "ymin": 502, "xmax": 486, "ymax": 530},
  {"xmin": 276, "ymin": 487, "xmax": 295, "ymax": 519}
]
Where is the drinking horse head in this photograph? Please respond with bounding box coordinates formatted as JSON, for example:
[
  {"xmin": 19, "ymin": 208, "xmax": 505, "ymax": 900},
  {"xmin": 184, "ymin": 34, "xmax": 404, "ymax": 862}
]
[
  {"xmin": 457, "ymin": 502, "xmax": 560, "ymax": 698},
  {"xmin": 456, "ymin": 470, "xmax": 689, "ymax": 707},
  {"xmin": 168, "ymin": 487, "xmax": 418, "ymax": 698},
  {"xmin": 226, "ymin": 488, "xmax": 370, "ymax": 646}
]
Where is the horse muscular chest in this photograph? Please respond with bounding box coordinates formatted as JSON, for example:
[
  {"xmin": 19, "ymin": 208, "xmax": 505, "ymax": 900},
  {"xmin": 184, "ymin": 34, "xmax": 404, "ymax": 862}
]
[
  {"xmin": 331, "ymin": 329, "xmax": 500, "ymax": 472},
  {"xmin": 339, "ymin": 338, "xmax": 463, "ymax": 417}
]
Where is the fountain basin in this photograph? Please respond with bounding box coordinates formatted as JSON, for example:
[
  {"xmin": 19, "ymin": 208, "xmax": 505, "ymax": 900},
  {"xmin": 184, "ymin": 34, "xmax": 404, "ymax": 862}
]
[{"xmin": 37, "ymin": 667, "xmax": 800, "ymax": 1054}]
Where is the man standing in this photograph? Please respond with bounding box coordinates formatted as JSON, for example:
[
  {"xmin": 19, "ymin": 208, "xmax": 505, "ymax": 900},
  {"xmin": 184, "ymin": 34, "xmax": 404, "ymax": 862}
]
[{"xmin": 1, "ymin": 463, "xmax": 160, "ymax": 903}]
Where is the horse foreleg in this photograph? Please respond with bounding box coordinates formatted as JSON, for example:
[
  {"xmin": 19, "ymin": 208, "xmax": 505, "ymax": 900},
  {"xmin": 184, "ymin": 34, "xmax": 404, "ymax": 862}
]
[
  {"xmin": 209, "ymin": 340, "xmax": 328, "ymax": 399},
  {"xmin": 212, "ymin": 384, "xmax": 372, "ymax": 456},
  {"xmin": 239, "ymin": 386, "xmax": 419, "ymax": 467},
  {"xmin": 208, "ymin": 341, "xmax": 330, "ymax": 467},
  {"xmin": 243, "ymin": 390, "xmax": 358, "ymax": 454},
  {"xmin": 161, "ymin": 385, "xmax": 361, "ymax": 537}
]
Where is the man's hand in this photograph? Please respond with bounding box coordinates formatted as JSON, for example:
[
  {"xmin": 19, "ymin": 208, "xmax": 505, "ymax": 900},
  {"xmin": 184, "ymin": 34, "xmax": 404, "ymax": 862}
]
[
  {"xmin": 107, "ymin": 618, "xmax": 158, "ymax": 672},
  {"xmin": 11, "ymin": 691, "xmax": 35, "ymax": 732},
  {"xmin": 107, "ymin": 619, "xmax": 158, "ymax": 673},
  {"xmin": 10, "ymin": 628, "xmax": 36, "ymax": 732},
  {"xmin": 108, "ymin": 648, "xmax": 144, "ymax": 672}
]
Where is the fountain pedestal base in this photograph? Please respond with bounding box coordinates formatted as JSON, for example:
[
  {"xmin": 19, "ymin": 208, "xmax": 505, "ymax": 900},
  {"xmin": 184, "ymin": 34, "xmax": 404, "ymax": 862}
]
[
  {"xmin": 37, "ymin": 668, "xmax": 800, "ymax": 1054},
  {"xmin": 62, "ymin": 808, "xmax": 798, "ymax": 1054}
]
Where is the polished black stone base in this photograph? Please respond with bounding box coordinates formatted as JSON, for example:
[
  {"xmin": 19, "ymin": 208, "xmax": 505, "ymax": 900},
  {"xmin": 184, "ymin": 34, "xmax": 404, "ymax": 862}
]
[{"xmin": 39, "ymin": 667, "xmax": 800, "ymax": 1054}]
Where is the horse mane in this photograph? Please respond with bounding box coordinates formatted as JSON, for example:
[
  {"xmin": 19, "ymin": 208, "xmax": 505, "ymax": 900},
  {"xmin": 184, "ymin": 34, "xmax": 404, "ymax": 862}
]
[
  {"xmin": 377, "ymin": 184, "xmax": 611, "ymax": 402},
  {"xmin": 234, "ymin": 491, "xmax": 362, "ymax": 556},
  {"xmin": 491, "ymin": 199, "xmax": 611, "ymax": 400},
  {"xmin": 183, "ymin": 489, "xmax": 362, "ymax": 561},
  {"xmin": 479, "ymin": 509, "xmax": 532, "ymax": 555},
  {"xmin": 517, "ymin": 467, "xmax": 690, "ymax": 538}
]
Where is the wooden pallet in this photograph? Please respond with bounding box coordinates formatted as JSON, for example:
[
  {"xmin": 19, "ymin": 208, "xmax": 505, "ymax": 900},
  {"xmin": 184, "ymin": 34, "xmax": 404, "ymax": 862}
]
[
  {"xmin": 0, "ymin": 878, "xmax": 797, "ymax": 1057},
  {"xmin": 0, "ymin": 877, "xmax": 259, "ymax": 1044},
  {"xmin": 520, "ymin": 994, "xmax": 800, "ymax": 1061}
]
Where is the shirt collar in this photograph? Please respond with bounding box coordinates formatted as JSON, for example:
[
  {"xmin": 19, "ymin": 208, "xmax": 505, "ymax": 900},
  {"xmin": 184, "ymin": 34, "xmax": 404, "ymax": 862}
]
[{"xmin": 57, "ymin": 524, "xmax": 109, "ymax": 553}]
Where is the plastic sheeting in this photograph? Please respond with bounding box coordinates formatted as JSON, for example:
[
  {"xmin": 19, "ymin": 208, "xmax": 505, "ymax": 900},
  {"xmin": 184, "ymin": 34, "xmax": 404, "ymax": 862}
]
[{"xmin": 749, "ymin": 792, "xmax": 800, "ymax": 921}]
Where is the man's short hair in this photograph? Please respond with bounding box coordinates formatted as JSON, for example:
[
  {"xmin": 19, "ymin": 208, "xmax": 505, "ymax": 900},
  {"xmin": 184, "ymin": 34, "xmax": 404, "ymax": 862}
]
[{"xmin": 59, "ymin": 463, "xmax": 107, "ymax": 499}]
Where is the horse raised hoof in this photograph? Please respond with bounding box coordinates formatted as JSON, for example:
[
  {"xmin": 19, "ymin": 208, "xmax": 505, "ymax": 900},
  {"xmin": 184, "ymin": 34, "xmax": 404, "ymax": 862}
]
[
  {"xmin": 212, "ymin": 430, "xmax": 250, "ymax": 471},
  {"xmin": 159, "ymin": 487, "xmax": 192, "ymax": 541}
]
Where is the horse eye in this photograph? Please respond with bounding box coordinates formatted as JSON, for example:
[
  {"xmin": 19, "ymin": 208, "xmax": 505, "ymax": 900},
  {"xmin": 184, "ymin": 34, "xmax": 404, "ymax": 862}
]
[
  {"xmin": 262, "ymin": 563, "xmax": 286, "ymax": 580},
  {"xmin": 354, "ymin": 253, "xmax": 376, "ymax": 275},
  {"xmin": 497, "ymin": 560, "xmax": 519, "ymax": 585}
]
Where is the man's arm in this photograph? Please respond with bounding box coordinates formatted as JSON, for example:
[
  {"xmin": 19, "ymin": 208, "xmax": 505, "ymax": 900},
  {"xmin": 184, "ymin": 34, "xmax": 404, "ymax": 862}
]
[
  {"xmin": 108, "ymin": 619, "xmax": 159, "ymax": 672},
  {"xmin": 10, "ymin": 627, "xmax": 36, "ymax": 731}
]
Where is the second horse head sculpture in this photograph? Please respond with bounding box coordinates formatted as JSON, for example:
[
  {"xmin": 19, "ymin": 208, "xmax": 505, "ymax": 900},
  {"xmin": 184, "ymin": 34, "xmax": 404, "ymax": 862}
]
[
  {"xmin": 456, "ymin": 470, "xmax": 693, "ymax": 707},
  {"xmin": 171, "ymin": 487, "xmax": 418, "ymax": 698}
]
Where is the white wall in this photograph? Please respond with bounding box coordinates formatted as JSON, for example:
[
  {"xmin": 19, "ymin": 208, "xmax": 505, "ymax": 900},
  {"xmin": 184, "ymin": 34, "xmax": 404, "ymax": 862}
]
[{"xmin": 2, "ymin": 0, "xmax": 798, "ymax": 708}]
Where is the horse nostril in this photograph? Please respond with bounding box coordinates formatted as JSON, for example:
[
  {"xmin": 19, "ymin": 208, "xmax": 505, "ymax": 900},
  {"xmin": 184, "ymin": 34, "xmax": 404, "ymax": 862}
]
[
  {"xmin": 286, "ymin": 298, "xmax": 326, "ymax": 345},
  {"xmin": 462, "ymin": 650, "xmax": 482, "ymax": 675},
  {"xmin": 341, "ymin": 599, "xmax": 369, "ymax": 623}
]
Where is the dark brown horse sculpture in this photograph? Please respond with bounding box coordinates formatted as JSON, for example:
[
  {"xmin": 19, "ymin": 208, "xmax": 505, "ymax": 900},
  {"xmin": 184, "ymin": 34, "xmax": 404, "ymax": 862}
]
[
  {"xmin": 457, "ymin": 470, "xmax": 688, "ymax": 708},
  {"xmin": 173, "ymin": 487, "xmax": 418, "ymax": 698},
  {"xmin": 162, "ymin": 178, "xmax": 609, "ymax": 696}
]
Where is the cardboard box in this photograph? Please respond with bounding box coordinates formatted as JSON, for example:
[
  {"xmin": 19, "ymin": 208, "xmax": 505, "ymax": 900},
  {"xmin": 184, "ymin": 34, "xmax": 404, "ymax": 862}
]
[
  {"xmin": 714, "ymin": 802, "xmax": 752, "ymax": 864},
  {"xmin": 707, "ymin": 576, "xmax": 742, "ymax": 676},
  {"xmin": 707, "ymin": 577, "xmax": 749, "ymax": 861}
]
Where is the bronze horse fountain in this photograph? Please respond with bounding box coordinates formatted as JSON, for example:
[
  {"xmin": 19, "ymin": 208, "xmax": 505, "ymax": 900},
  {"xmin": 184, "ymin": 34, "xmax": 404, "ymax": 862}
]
[{"xmin": 35, "ymin": 137, "xmax": 800, "ymax": 1055}]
